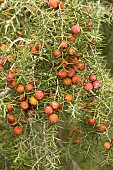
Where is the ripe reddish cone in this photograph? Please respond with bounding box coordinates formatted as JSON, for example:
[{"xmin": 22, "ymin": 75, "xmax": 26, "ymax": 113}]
[
  {"xmin": 88, "ymin": 117, "xmax": 96, "ymax": 125},
  {"xmin": 63, "ymin": 78, "xmax": 72, "ymax": 86},
  {"xmin": 7, "ymin": 114, "xmax": 15, "ymax": 124},
  {"xmin": 49, "ymin": 114, "xmax": 58, "ymax": 123},
  {"xmin": 13, "ymin": 126, "xmax": 22, "ymax": 135},
  {"xmin": 65, "ymin": 94, "xmax": 73, "ymax": 103},
  {"xmin": 59, "ymin": 1, "xmax": 64, "ymax": 9},
  {"xmin": 76, "ymin": 61, "xmax": 85, "ymax": 71},
  {"xmin": 34, "ymin": 90, "xmax": 44, "ymax": 100},
  {"xmin": 51, "ymin": 101, "xmax": 59, "ymax": 110},
  {"xmin": 16, "ymin": 84, "xmax": 25, "ymax": 94},
  {"xmin": 104, "ymin": 142, "xmax": 111, "ymax": 150},
  {"xmin": 89, "ymin": 74, "xmax": 97, "ymax": 82},
  {"xmin": 84, "ymin": 82, "xmax": 93, "ymax": 91},
  {"xmin": 71, "ymin": 25, "xmax": 81, "ymax": 35},
  {"xmin": 68, "ymin": 47, "xmax": 77, "ymax": 56},
  {"xmin": 44, "ymin": 106, "xmax": 53, "ymax": 115},
  {"xmin": 49, "ymin": 0, "xmax": 58, "ymax": 9},
  {"xmin": 58, "ymin": 69, "xmax": 67, "ymax": 79},
  {"xmin": 20, "ymin": 101, "xmax": 29, "ymax": 110},
  {"xmin": 67, "ymin": 68, "xmax": 75, "ymax": 78},
  {"xmin": 25, "ymin": 84, "xmax": 33, "ymax": 92},
  {"xmin": 53, "ymin": 49, "xmax": 61, "ymax": 57},
  {"xmin": 7, "ymin": 79, "xmax": 17, "ymax": 89},
  {"xmin": 6, "ymin": 104, "xmax": 13, "ymax": 111},
  {"xmin": 93, "ymin": 80, "xmax": 102, "ymax": 89},
  {"xmin": 60, "ymin": 41, "xmax": 68, "ymax": 48},
  {"xmin": 6, "ymin": 72, "xmax": 15, "ymax": 82},
  {"xmin": 72, "ymin": 74, "xmax": 79, "ymax": 84},
  {"xmin": 98, "ymin": 124, "xmax": 108, "ymax": 133}
]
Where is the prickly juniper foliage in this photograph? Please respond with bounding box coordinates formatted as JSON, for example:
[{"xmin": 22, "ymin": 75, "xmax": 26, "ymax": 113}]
[{"xmin": 0, "ymin": 0, "xmax": 113, "ymax": 169}]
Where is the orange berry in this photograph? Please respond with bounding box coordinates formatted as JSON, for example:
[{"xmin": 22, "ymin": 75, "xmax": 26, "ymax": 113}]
[
  {"xmin": 104, "ymin": 142, "xmax": 111, "ymax": 150},
  {"xmin": 98, "ymin": 124, "xmax": 108, "ymax": 133},
  {"xmin": 93, "ymin": 80, "xmax": 102, "ymax": 89},
  {"xmin": 29, "ymin": 96, "xmax": 38, "ymax": 106},
  {"xmin": 71, "ymin": 25, "xmax": 81, "ymax": 35},
  {"xmin": 67, "ymin": 68, "xmax": 75, "ymax": 78},
  {"xmin": 44, "ymin": 106, "xmax": 53, "ymax": 115},
  {"xmin": 25, "ymin": 84, "xmax": 33, "ymax": 92},
  {"xmin": 76, "ymin": 61, "xmax": 85, "ymax": 71},
  {"xmin": 65, "ymin": 94, "xmax": 73, "ymax": 103},
  {"xmin": 88, "ymin": 117, "xmax": 96, "ymax": 126},
  {"xmin": 84, "ymin": 83, "xmax": 93, "ymax": 91},
  {"xmin": 53, "ymin": 49, "xmax": 61, "ymax": 57},
  {"xmin": 49, "ymin": 0, "xmax": 58, "ymax": 8},
  {"xmin": 6, "ymin": 72, "xmax": 15, "ymax": 82},
  {"xmin": 7, "ymin": 79, "xmax": 17, "ymax": 89},
  {"xmin": 89, "ymin": 74, "xmax": 97, "ymax": 82},
  {"xmin": 51, "ymin": 101, "xmax": 59, "ymax": 110},
  {"xmin": 58, "ymin": 69, "xmax": 67, "ymax": 79},
  {"xmin": 16, "ymin": 84, "xmax": 25, "ymax": 94},
  {"xmin": 72, "ymin": 74, "xmax": 79, "ymax": 84},
  {"xmin": 49, "ymin": 114, "xmax": 58, "ymax": 123},
  {"xmin": 20, "ymin": 101, "xmax": 29, "ymax": 110},
  {"xmin": 60, "ymin": 41, "xmax": 68, "ymax": 48},
  {"xmin": 34, "ymin": 90, "xmax": 44, "ymax": 100},
  {"xmin": 63, "ymin": 78, "xmax": 72, "ymax": 86},
  {"xmin": 6, "ymin": 104, "xmax": 13, "ymax": 112},
  {"xmin": 7, "ymin": 114, "xmax": 15, "ymax": 124},
  {"xmin": 68, "ymin": 47, "xmax": 77, "ymax": 56},
  {"xmin": 13, "ymin": 126, "xmax": 22, "ymax": 135},
  {"xmin": 59, "ymin": 1, "xmax": 64, "ymax": 9}
]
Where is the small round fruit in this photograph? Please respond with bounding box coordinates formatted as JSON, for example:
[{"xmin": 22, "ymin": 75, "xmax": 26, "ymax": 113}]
[
  {"xmin": 71, "ymin": 25, "xmax": 81, "ymax": 35},
  {"xmin": 67, "ymin": 68, "xmax": 75, "ymax": 78},
  {"xmin": 29, "ymin": 96, "xmax": 38, "ymax": 106},
  {"xmin": 108, "ymin": 0, "xmax": 113, "ymax": 4},
  {"xmin": 63, "ymin": 78, "xmax": 72, "ymax": 86},
  {"xmin": 60, "ymin": 41, "xmax": 68, "ymax": 48},
  {"xmin": 25, "ymin": 84, "xmax": 33, "ymax": 92},
  {"xmin": 51, "ymin": 101, "xmax": 59, "ymax": 110},
  {"xmin": 20, "ymin": 101, "xmax": 29, "ymax": 110},
  {"xmin": 84, "ymin": 83, "xmax": 93, "ymax": 91},
  {"xmin": 77, "ymin": 77, "xmax": 84, "ymax": 87},
  {"xmin": 16, "ymin": 84, "xmax": 25, "ymax": 94},
  {"xmin": 7, "ymin": 114, "xmax": 15, "ymax": 124},
  {"xmin": 59, "ymin": 1, "xmax": 64, "ymax": 9},
  {"xmin": 44, "ymin": 106, "xmax": 53, "ymax": 115},
  {"xmin": 98, "ymin": 124, "xmax": 108, "ymax": 133},
  {"xmin": 76, "ymin": 61, "xmax": 85, "ymax": 71},
  {"xmin": 93, "ymin": 80, "xmax": 102, "ymax": 89},
  {"xmin": 34, "ymin": 90, "xmax": 44, "ymax": 100},
  {"xmin": 60, "ymin": 58, "xmax": 68, "ymax": 67},
  {"xmin": 89, "ymin": 74, "xmax": 97, "ymax": 82},
  {"xmin": 68, "ymin": 47, "xmax": 77, "ymax": 56},
  {"xmin": 104, "ymin": 142, "xmax": 111, "ymax": 150},
  {"xmin": 0, "ymin": 65, "xmax": 3, "ymax": 72},
  {"xmin": 6, "ymin": 104, "xmax": 13, "ymax": 111},
  {"xmin": 6, "ymin": 72, "xmax": 15, "ymax": 82},
  {"xmin": 53, "ymin": 49, "xmax": 61, "ymax": 57},
  {"xmin": 7, "ymin": 79, "xmax": 17, "ymax": 89},
  {"xmin": 49, "ymin": 0, "xmax": 58, "ymax": 8},
  {"xmin": 19, "ymin": 94, "xmax": 26, "ymax": 102},
  {"xmin": 88, "ymin": 117, "xmax": 96, "ymax": 126},
  {"xmin": 65, "ymin": 94, "xmax": 73, "ymax": 103},
  {"xmin": 67, "ymin": 35, "xmax": 76, "ymax": 42},
  {"xmin": 13, "ymin": 126, "xmax": 22, "ymax": 135},
  {"xmin": 49, "ymin": 114, "xmax": 58, "ymax": 123},
  {"xmin": 58, "ymin": 69, "xmax": 67, "ymax": 79},
  {"xmin": 72, "ymin": 74, "xmax": 79, "ymax": 84},
  {"xmin": 86, "ymin": 21, "xmax": 92, "ymax": 27},
  {"xmin": 74, "ymin": 138, "xmax": 82, "ymax": 144}
]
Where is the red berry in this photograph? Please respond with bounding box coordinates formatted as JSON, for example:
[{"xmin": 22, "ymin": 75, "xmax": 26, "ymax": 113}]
[
  {"xmin": 51, "ymin": 101, "xmax": 59, "ymax": 110},
  {"xmin": 34, "ymin": 90, "xmax": 44, "ymax": 100},
  {"xmin": 53, "ymin": 49, "xmax": 61, "ymax": 57},
  {"xmin": 60, "ymin": 41, "xmax": 68, "ymax": 48},
  {"xmin": 20, "ymin": 101, "xmax": 29, "ymax": 110},
  {"xmin": 71, "ymin": 25, "xmax": 81, "ymax": 35},
  {"xmin": 93, "ymin": 80, "xmax": 102, "ymax": 89},
  {"xmin": 13, "ymin": 126, "xmax": 22, "ymax": 135},
  {"xmin": 84, "ymin": 83, "xmax": 93, "ymax": 91},
  {"xmin": 58, "ymin": 69, "xmax": 67, "ymax": 79},
  {"xmin": 6, "ymin": 72, "xmax": 15, "ymax": 82},
  {"xmin": 67, "ymin": 68, "xmax": 75, "ymax": 78},
  {"xmin": 49, "ymin": 0, "xmax": 58, "ymax": 8},
  {"xmin": 44, "ymin": 106, "xmax": 53, "ymax": 115},
  {"xmin": 88, "ymin": 117, "xmax": 96, "ymax": 125},
  {"xmin": 49, "ymin": 114, "xmax": 58, "ymax": 123},
  {"xmin": 76, "ymin": 61, "xmax": 85, "ymax": 71},
  {"xmin": 98, "ymin": 124, "xmax": 108, "ymax": 133},
  {"xmin": 7, "ymin": 114, "xmax": 15, "ymax": 124},
  {"xmin": 89, "ymin": 74, "xmax": 97, "ymax": 82},
  {"xmin": 104, "ymin": 142, "xmax": 111, "ymax": 150}
]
